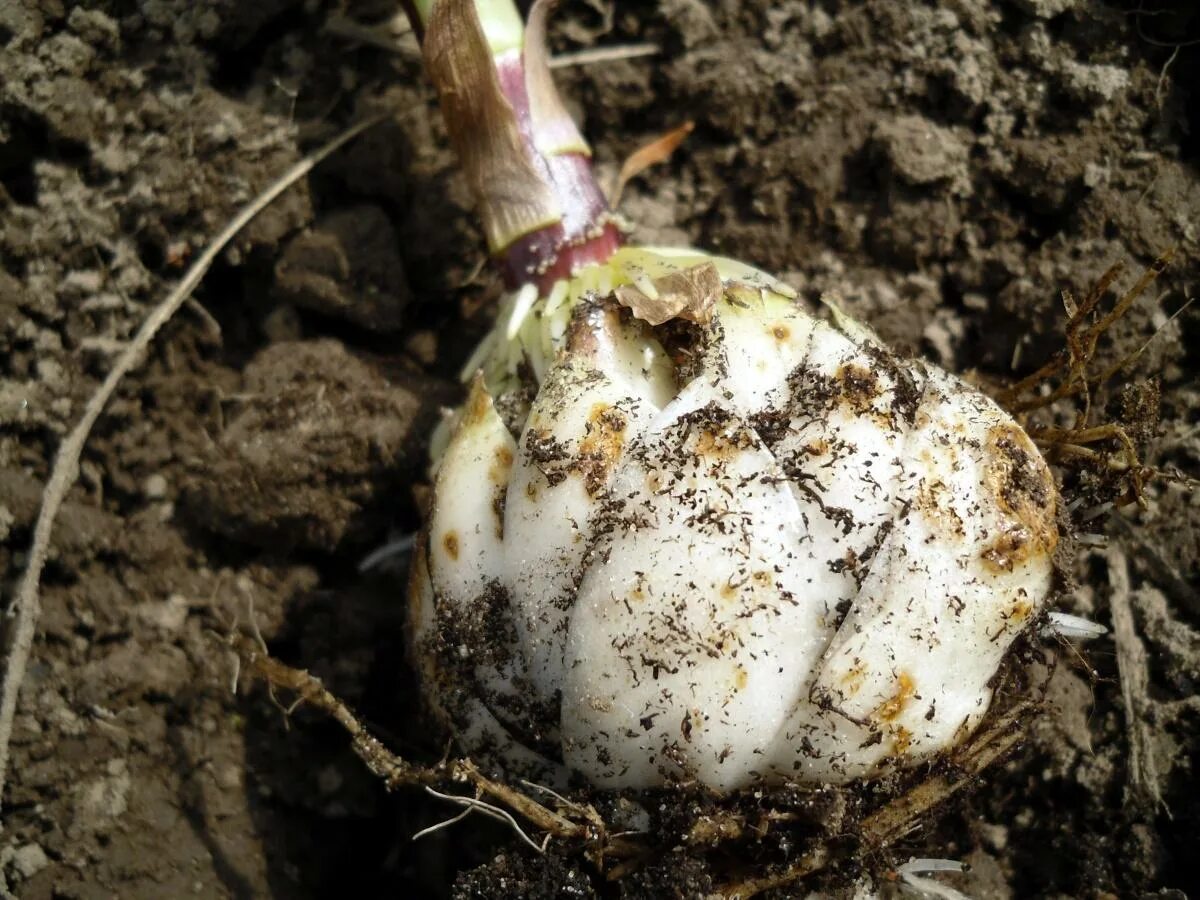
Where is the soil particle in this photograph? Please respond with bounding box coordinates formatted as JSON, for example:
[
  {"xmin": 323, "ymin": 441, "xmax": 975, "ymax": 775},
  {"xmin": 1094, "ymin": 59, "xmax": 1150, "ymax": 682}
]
[
  {"xmin": 7, "ymin": 842, "xmax": 50, "ymax": 882},
  {"xmin": 72, "ymin": 758, "xmax": 132, "ymax": 835},
  {"xmin": 182, "ymin": 339, "xmax": 443, "ymax": 552},
  {"xmin": 873, "ymin": 115, "xmax": 971, "ymax": 193},
  {"xmin": 453, "ymin": 852, "xmax": 596, "ymax": 899},
  {"xmin": 0, "ymin": 468, "xmax": 119, "ymax": 564},
  {"xmin": 273, "ymin": 204, "xmax": 411, "ymax": 332}
]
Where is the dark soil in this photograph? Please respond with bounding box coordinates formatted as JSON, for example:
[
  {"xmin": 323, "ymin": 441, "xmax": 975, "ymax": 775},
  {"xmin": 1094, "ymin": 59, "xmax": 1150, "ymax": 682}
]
[{"xmin": 2, "ymin": 0, "xmax": 1198, "ymax": 897}]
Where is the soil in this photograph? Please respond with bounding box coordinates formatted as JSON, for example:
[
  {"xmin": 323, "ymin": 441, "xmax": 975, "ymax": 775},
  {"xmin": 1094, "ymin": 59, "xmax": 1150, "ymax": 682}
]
[{"xmin": 1, "ymin": 0, "xmax": 1198, "ymax": 898}]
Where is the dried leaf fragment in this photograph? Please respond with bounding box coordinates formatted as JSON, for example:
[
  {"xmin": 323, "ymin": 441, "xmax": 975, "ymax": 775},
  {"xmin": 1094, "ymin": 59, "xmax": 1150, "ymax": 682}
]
[
  {"xmin": 611, "ymin": 121, "xmax": 695, "ymax": 208},
  {"xmin": 614, "ymin": 262, "xmax": 721, "ymax": 326}
]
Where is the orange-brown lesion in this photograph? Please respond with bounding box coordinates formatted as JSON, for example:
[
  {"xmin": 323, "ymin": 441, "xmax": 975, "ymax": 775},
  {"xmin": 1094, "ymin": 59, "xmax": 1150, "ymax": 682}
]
[
  {"xmin": 733, "ymin": 666, "xmax": 749, "ymax": 692},
  {"xmin": 872, "ymin": 672, "xmax": 916, "ymax": 723},
  {"xmin": 981, "ymin": 528, "xmax": 1034, "ymax": 573},
  {"xmin": 840, "ymin": 661, "xmax": 868, "ymax": 698},
  {"xmin": 442, "ymin": 530, "xmax": 460, "ymax": 561},
  {"xmin": 489, "ymin": 445, "xmax": 514, "ymax": 485},
  {"xmin": 914, "ymin": 477, "xmax": 966, "ymax": 538},
  {"xmin": 462, "ymin": 373, "xmax": 494, "ymax": 428},
  {"xmin": 1007, "ymin": 597, "xmax": 1034, "ymax": 623},
  {"xmin": 694, "ymin": 428, "xmax": 739, "ymax": 461},
  {"xmin": 693, "ymin": 422, "xmax": 756, "ymax": 464},
  {"xmin": 799, "ymin": 438, "xmax": 830, "ymax": 458},
  {"xmin": 576, "ymin": 402, "xmax": 629, "ymax": 495},
  {"xmin": 981, "ymin": 423, "xmax": 1059, "ymax": 572}
]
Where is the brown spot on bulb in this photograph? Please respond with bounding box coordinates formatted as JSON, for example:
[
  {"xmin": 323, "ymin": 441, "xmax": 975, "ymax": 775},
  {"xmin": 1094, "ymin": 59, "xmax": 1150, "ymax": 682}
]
[
  {"xmin": 801, "ymin": 438, "xmax": 830, "ymax": 458},
  {"xmin": 873, "ymin": 672, "xmax": 915, "ymax": 723},
  {"xmin": 914, "ymin": 477, "xmax": 966, "ymax": 538},
  {"xmin": 981, "ymin": 423, "xmax": 1059, "ymax": 573},
  {"xmin": 577, "ymin": 402, "xmax": 629, "ymax": 495},
  {"xmin": 734, "ymin": 666, "xmax": 749, "ymax": 691},
  {"xmin": 442, "ymin": 531, "xmax": 460, "ymax": 561},
  {"xmin": 693, "ymin": 423, "xmax": 755, "ymax": 462},
  {"xmin": 463, "ymin": 374, "xmax": 493, "ymax": 427},
  {"xmin": 840, "ymin": 662, "xmax": 867, "ymax": 697},
  {"xmin": 1005, "ymin": 596, "xmax": 1034, "ymax": 625},
  {"xmin": 489, "ymin": 445, "xmax": 514, "ymax": 485}
]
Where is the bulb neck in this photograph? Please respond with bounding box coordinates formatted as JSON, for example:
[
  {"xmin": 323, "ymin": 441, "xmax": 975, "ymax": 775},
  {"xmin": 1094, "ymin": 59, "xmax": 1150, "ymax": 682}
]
[{"xmin": 414, "ymin": 0, "xmax": 622, "ymax": 293}]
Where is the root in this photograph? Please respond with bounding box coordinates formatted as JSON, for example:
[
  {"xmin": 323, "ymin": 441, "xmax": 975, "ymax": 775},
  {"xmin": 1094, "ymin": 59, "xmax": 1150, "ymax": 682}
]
[
  {"xmin": 709, "ymin": 699, "xmax": 1034, "ymax": 899},
  {"xmin": 230, "ymin": 632, "xmax": 592, "ymax": 846},
  {"xmin": 998, "ymin": 248, "xmax": 1173, "ymax": 416},
  {"xmin": 232, "ymin": 629, "xmax": 1036, "ymax": 894},
  {"xmin": 857, "ymin": 701, "xmax": 1032, "ymax": 846},
  {"xmin": 0, "ymin": 112, "xmax": 390, "ymax": 815},
  {"xmin": 998, "ymin": 248, "xmax": 1178, "ymax": 509}
]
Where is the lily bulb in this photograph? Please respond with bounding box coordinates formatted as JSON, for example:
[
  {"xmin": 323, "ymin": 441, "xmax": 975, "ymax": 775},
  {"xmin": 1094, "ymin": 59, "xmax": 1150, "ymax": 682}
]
[{"xmin": 409, "ymin": 247, "xmax": 1059, "ymax": 791}]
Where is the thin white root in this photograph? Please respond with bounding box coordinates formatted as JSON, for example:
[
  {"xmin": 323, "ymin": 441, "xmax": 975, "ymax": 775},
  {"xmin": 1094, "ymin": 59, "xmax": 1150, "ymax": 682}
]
[
  {"xmin": 0, "ymin": 111, "xmax": 390, "ymax": 814},
  {"xmin": 410, "ymin": 804, "xmax": 475, "ymax": 842},
  {"xmin": 898, "ymin": 858, "xmax": 972, "ymax": 900},
  {"xmin": 1042, "ymin": 611, "xmax": 1109, "ymax": 640},
  {"xmin": 357, "ymin": 533, "xmax": 416, "ymax": 573},
  {"xmin": 421, "ymin": 786, "xmax": 551, "ymax": 853},
  {"xmin": 548, "ymin": 43, "xmax": 661, "ymax": 69}
]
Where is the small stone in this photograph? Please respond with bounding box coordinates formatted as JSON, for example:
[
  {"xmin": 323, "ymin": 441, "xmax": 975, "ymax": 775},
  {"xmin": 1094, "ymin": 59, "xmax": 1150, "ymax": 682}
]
[
  {"xmin": 978, "ymin": 821, "xmax": 1009, "ymax": 852},
  {"xmin": 142, "ymin": 473, "xmax": 168, "ymax": 500},
  {"xmin": 404, "ymin": 330, "xmax": 438, "ymax": 367},
  {"xmin": 73, "ymin": 764, "xmax": 130, "ymax": 833},
  {"xmin": 874, "ymin": 115, "xmax": 970, "ymax": 193},
  {"xmin": 60, "ymin": 270, "xmax": 104, "ymax": 295},
  {"xmin": 215, "ymin": 765, "xmax": 242, "ymax": 791},
  {"xmin": 11, "ymin": 843, "xmax": 49, "ymax": 880},
  {"xmin": 1060, "ymin": 61, "xmax": 1130, "ymax": 104},
  {"xmin": 135, "ymin": 593, "xmax": 189, "ymax": 632},
  {"xmin": 67, "ymin": 8, "xmax": 120, "ymax": 50},
  {"xmin": 1083, "ymin": 162, "xmax": 1110, "ymax": 189}
]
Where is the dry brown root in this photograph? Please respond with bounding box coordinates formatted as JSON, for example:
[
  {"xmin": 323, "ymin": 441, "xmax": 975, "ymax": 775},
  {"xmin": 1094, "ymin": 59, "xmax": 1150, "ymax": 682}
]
[
  {"xmin": 997, "ymin": 248, "xmax": 1173, "ymax": 416},
  {"xmin": 995, "ymin": 248, "xmax": 1178, "ymax": 509},
  {"xmin": 229, "ymin": 628, "xmax": 1039, "ymax": 893},
  {"xmin": 230, "ymin": 632, "xmax": 591, "ymax": 845}
]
